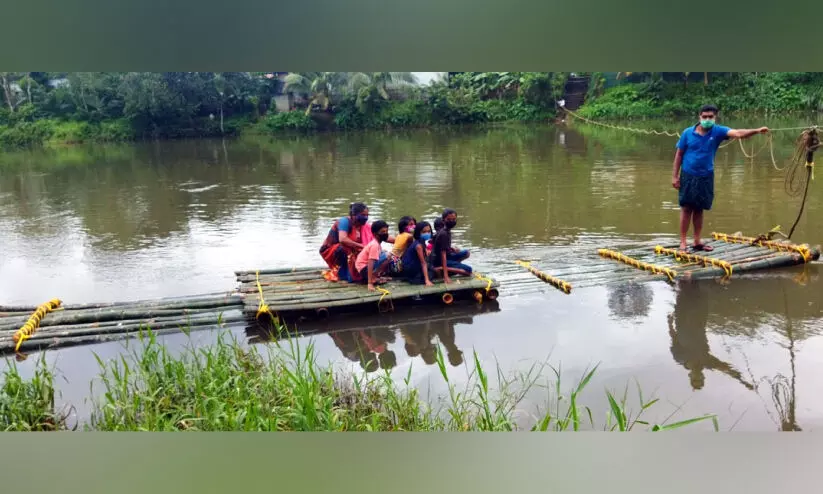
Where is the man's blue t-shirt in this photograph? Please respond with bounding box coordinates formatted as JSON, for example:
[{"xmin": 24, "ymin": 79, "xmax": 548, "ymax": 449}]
[{"xmin": 676, "ymin": 124, "xmax": 731, "ymax": 177}]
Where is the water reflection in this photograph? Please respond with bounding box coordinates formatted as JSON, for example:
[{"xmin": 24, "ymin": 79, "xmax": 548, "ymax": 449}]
[
  {"xmin": 246, "ymin": 301, "xmax": 500, "ymax": 370},
  {"xmin": 667, "ymin": 280, "xmax": 755, "ymax": 391},
  {"xmin": 607, "ymin": 282, "xmax": 654, "ymax": 321}
]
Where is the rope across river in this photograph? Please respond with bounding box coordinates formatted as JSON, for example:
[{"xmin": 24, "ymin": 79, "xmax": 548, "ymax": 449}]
[{"xmin": 561, "ymin": 106, "xmax": 819, "ymax": 241}]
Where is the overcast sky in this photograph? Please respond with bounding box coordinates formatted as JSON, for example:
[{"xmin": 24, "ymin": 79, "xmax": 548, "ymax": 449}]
[{"xmin": 412, "ymin": 72, "xmax": 445, "ymax": 85}]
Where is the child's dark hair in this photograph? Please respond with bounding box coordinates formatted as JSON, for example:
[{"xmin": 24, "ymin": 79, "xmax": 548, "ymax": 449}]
[
  {"xmin": 441, "ymin": 208, "xmax": 456, "ymax": 219},
  {"xmin": 413, "ymin": 221, "xmax": 432, "ymax": 240},
  {"xmin": 398, "ymin": 215, "xmax": 416, "ymax": 233},
  {"xmin": 433, "ymin": 217, "xmax": 444, "ymax": 231},
  {"xmin": 350, "ymin": 202, "xmax": 368, "ymax": 216},
  {"xmin": 371, "ymin": 220, "xmax": 389, "ymax": 236}
]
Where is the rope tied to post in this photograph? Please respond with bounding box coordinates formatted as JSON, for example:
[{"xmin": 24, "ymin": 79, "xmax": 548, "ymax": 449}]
[{"xmin": 13, "ymin": 298, "xmax": 62, "ymax": 352}]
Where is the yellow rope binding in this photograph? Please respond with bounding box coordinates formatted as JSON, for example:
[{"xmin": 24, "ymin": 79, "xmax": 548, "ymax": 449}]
[
  {"xmin": 597, "ymin": 249, "xmax": 678, "ymax": 282},
  {"xmin": 376, "ymin": 287, "xmax": 394, "ymax": 312},
  {"xmin": 654, "ymin": 245, "xmax": 733, "ymax": 277},
  {"xmin": 474, "ymin": 273, "xmax": 494, "ymax": 294},
  {"xmin": 514, "ymin": 260, "xmax": 572, "ymax": 294},
  {"xmin": 255, "ymin": 270, "xmax": 279, "ymax": 324},
  {"xmin": 711, "ymin": 232, "xmax": 813, "ymax": 262},
  {"xmin": 13, "ymin": 299, "xmax": 62, "ymax": 352}
]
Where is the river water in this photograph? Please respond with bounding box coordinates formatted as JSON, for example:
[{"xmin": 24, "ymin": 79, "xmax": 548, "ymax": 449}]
[{"xmin": 1, "ymin": 119, "xmax": 821, "ymax": 431}]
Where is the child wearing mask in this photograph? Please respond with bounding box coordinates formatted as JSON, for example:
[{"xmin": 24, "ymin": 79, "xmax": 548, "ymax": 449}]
[
  {"xmin": 355, "ymin": 220, "xmax": 393, "ymax": 291},
  {"xmin": 430, "ymin": 208, "xmax": 472, "ymax": 284},
  {"xmin": 400, "ymin": 221, "xmax": 436, "ymax": 286}
]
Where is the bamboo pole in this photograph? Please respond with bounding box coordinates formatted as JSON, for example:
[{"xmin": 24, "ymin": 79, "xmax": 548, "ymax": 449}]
[
  {"xmin": 0, "ymin": 308, "xmax": 242, "ymax": 337},
  {"xmin": 0, "ymin": 304, "xmax": 242, "ymax": 332},
  {"xmin": 234, "ymin": 266, "xmax": 325, "ymax": 277},
  {"xmin": 0, "ymin": 313, "xmax": 246, "ymax": 349},
  {"xmin": 683, "ymin": 252, "xmax": 805, "ymax": 280},
  {"xmin": 0, "ymin": 293, "xmax": 242, "ymax": 313}
]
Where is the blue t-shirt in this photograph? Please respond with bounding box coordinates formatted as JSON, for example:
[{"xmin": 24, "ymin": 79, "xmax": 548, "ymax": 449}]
[{"xmin": 676, "ymin": 124, "xmax": 731, "ymax": 177}]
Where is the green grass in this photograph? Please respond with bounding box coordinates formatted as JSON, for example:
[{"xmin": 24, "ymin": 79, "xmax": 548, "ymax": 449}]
[
  {"xmin": 0, "ymin": 327, "xmax": 719, "ymax": 432},
  {"xmin": 1, "ymin": 356, "xmax": 70, "ymax": 431}
]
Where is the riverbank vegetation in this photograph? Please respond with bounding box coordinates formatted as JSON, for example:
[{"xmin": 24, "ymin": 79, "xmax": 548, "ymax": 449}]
[
  {"xmin": 579, "ymin": 72, "xmax": 823, "ymax": 119},
  {"xmin": 0, "ymin": 72, "xmax": 563, "ymax": 150},
  {"xmin": 1, "ymin": 328, "xmax": 718, "ymax": 431},
  {"xmin": 3, "ymin": 72, "xmax": 821, "ymax": 150}
]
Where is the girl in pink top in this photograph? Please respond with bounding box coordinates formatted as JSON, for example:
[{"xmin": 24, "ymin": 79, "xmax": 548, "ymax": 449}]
[{"xmin": 354, "ymin": 220, "xmax": 392, "ymax": 291}]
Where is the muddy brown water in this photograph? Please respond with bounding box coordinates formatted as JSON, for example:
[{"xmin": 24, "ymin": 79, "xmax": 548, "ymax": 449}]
[{"xmin": 1, "ymin": 119, "xmax": 821, "ymax": 430}]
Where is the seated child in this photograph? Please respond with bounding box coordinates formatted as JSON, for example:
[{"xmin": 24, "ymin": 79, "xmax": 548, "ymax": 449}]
[
  {"xmin": 429, "ymin": 208, "xmax": 472, "ymax": 284},
  {"xmin": 354, "ymin": 220, "xmax": 392, "ymax": 291},
  {"xmin": 400, "ymin": 221, "xmax": 436, "ymax": 286},
  {"xmin": 430, "ymin": 215, "xmax": 470, "ymax": 262},
  {"xmin": 388, "ymin": 216, "xmax": 416, "ymax": 276}
]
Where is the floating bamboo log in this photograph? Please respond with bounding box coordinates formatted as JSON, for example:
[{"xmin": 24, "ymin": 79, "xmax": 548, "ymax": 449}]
[{"xmin": 513, "ymin": 260, "xmax": 572, "ymax": 294}]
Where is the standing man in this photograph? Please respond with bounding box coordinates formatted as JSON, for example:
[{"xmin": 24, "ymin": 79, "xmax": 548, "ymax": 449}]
[{"xmin": 672, "ymin": 104, "xmax": 768, "ymax": 251}]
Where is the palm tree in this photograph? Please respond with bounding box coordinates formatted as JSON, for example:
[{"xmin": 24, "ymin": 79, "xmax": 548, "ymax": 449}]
[
  {"xmin": 283, "ymin": 72, "xmax": 352, "ymax": 115},
  {"xmin": 347, "ymin": 72, "xmax": 418, "ymax": 111}
]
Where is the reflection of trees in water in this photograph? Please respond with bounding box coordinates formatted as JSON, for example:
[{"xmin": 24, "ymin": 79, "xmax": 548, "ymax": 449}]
[{"xmin": 606, "ymin": 282, "xmax": 654, "ymax": 320}]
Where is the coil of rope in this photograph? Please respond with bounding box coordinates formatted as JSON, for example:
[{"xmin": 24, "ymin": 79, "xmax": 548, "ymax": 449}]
[{"xmin": 14, "ymin": 299, "xmax": 62, "ymax": 352}]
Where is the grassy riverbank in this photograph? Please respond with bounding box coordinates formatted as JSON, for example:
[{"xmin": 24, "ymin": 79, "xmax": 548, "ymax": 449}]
[
  {"xmin": 579, "ymin": 72, "xmax": 823, "ymax": 120},
  {"xmin": 1, "ymin": 328, "xmax": 718, "ymax": 432}
]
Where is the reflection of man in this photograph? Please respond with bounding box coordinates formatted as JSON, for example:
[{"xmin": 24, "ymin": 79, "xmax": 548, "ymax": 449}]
[{"xmin": 668, "ymin": 281, "xmax": 753, "ymax": 391}]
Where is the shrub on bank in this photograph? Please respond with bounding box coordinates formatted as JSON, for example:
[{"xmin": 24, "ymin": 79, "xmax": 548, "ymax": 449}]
[{"xmin": 579, "ymin": 73, "xmax": 823, "ymax": 119}]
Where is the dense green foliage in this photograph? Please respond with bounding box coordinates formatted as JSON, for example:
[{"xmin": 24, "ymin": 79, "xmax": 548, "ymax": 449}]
[
  {"xmin": 1, "ymin": 329, "xmax": 717, "ymax": 431},
  {"xmin": 0, "ymin": 72, "xmax": 563, "ymax": 148},
  {"xmin": 579, "ymin": 72, "xmax": 823, "ymax": 119},
  {"xmin": 5, "ymin": 72, "xmax": 821, "ymax": 149},
  {"xmin": 0, "ymin": 72, "xmax": 274, "ymax": 149}
]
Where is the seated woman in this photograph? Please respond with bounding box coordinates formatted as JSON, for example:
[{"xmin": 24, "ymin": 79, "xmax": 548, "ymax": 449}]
[
  {"xmin": 319, "ymin": 202, "xmax": 374, "ymax": 282},
  {"xmin": 400, "ymin": 221, "xmax": 436, "ymax": 286}
]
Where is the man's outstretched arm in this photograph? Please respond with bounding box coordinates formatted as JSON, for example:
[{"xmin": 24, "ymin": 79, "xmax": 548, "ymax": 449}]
[{"xmin": 727, "ymin": 127, "xmax": 769, "ymax": 139}]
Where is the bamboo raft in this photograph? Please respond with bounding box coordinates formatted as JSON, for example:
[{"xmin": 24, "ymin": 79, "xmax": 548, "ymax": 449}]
[
  {"xmin": 0, "ymin": 292, "xmax": 245, "ymax": 355},
  {"xmin": 1, "ymin": 231, "xmax": 818, "ymax": 356},
  {"xmin": 595, "ymin": 233, "xmax": 820, "ymax": 284},
  {"xmin": 235, "ymin": 267, "xmax": 501, "ymax": 324}
]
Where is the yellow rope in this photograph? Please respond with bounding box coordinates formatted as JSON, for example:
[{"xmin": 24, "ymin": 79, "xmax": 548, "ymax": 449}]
[
  {"xmin": 13, "ymin": 299, "xmax": 62, "ymax": 352},
  {"xmin": 376, "ymin": 287, "xmax": 394, "ymax": 312},
  {"xmin": 711, "ymin": 232, "xmax": 813, "ymax": 262},
  {"xmin": 474, "ymin": 273, "xmax": 494, "ymax": 294},
  {"xmin": 654, "ymin": 245, "xmax": 733, "ymax": 277},
  {"xmin": 597, "ymin": 249, "xmax": 678, "ymax": 282},
  {"xmin": 514, "ymin": 260, "xmax": 572, "ymax": 294},
  {"xmin": 255, "ymin": 270, "xmax": 279, "ymax": 323}
]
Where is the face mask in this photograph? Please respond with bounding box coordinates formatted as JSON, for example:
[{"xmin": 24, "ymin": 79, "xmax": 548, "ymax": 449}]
[
  {"xmin": 355, "ymin": 214, "xmax": 368, "ymax": 224},
  {"xmin": 406, "ymin": 225, "xmax": 415, "ymax": 233},
  {"xmin": 700, "ymin": 119, "xmax": 714, "ymax": 129},
  {"xmin": 377, "ymin": 233, "xmax": 389, "ymax": 243},
  {"xmin": 445, "ymin": 219, "xmax": 457, "ymax": 229},
  {"xmin": 420, "ymin": 233, "xmax": 432, "ymax": 241}
]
